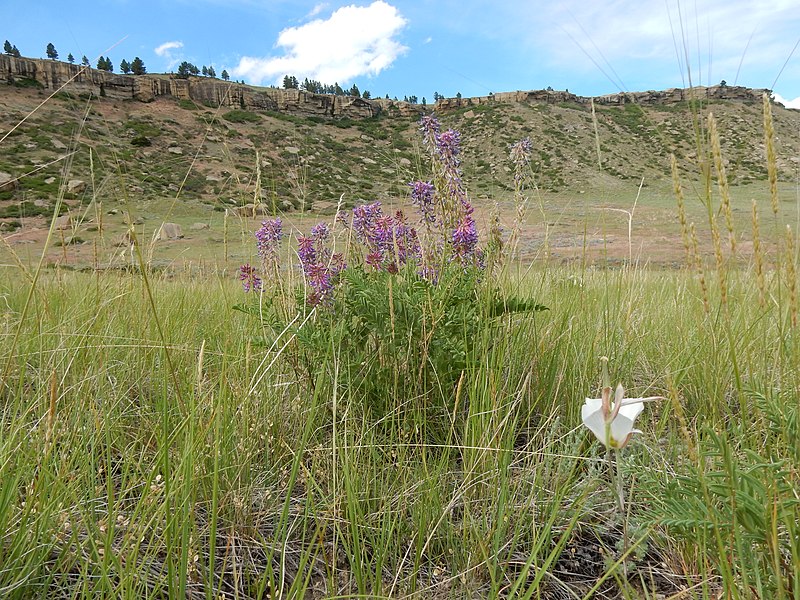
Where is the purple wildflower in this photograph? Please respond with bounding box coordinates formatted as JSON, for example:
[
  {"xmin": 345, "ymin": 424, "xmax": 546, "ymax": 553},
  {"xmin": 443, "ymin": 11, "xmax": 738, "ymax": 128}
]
[
  {"xmin": 451, "ymin": 215, "xmax": 480, "ymax": 265},
  {"xmin": 352, "ymin": 202, "xmax": 383, "ymax": 246},
  {"xmin": 419, "ymin": 114, "xmax": 440, "ymax": 150},
  {"xmin": 509, "ymin": 137, "xmax": 533, "ymax": 185},
  {"xmin": 311, "ymin": 222, "xmax": 330, "ymax": 242},
  {"xmin": 366, "ymin": 251, "xmax": 383, "ymax": 270},
  {"xmin": 409, "ymin": 180, "xmax": 436, "ymax": 225},
  {"xmin": 238, "ymin": 264, "xmax": 262, "ymax": 292},
  {"xmin": 297, "ymin": 222, "xmax": 347, "ymax": 307},
  {"xmin": 255, "ymin": 218, "xmax": 283, "ymax": 262},
  {"xmin": 297, "ymin": 235, "xmax": 316, "ymax": 270},
  {"xmin": 436, "ymin": 129, "xmax": 462, "ymax": 166}
]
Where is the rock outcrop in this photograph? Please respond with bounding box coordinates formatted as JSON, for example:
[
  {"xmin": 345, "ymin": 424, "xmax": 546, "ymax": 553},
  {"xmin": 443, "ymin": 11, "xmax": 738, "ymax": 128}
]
[
  {"xmin": 1, "ymin": 54, "xmax": 773, "ymax": 122},
  {"xmin": 433, "ymin": 85, "xmax": 771, "ymax": 111},
  {"xmin": 0, "ymin": 54, "xmax": 381, "ymax": 119}
]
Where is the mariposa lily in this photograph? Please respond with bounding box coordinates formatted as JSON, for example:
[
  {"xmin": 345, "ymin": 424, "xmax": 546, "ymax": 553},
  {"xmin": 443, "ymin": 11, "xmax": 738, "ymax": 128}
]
[{"xmin": 582, "ymin": 384, "xmax": 661, "ymax": 449}]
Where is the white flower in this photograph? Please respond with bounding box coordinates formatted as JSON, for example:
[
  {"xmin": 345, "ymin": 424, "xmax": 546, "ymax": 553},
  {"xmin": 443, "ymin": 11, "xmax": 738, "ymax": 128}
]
[{"xmin": 582, "ymin": 384, "xmax": 660, "ymax": 449}]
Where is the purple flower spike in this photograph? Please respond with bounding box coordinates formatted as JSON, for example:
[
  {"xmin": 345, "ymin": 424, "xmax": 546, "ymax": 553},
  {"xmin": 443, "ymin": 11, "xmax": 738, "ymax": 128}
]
[
  {"xmin": 255, "ymin": 218, "xmax": 283, "ymax": 262},
  {"xmin": 311, "ymin": 222, "xmax": 330, "ymax": 242},
  {"xmin": 238, "ymin": 264, "xmax": 262, "ymax": 292},
  {"xmin": 451, "ymin": 215, "xmax": 480, "ymax": 265},
  {"xmin": 297, "ymin": 236, "xmax": 316, "ymax": 270},
  {"xmin": 409, "ymin": 180, "xmax": 436, "ymax": 225},
  {"xmin": 436, "ymin": 129, "xmax": 461, "ymax": 165},
  {"xmin": 419, "ymin": 114, "xmax": 440, "ymax": 149}
]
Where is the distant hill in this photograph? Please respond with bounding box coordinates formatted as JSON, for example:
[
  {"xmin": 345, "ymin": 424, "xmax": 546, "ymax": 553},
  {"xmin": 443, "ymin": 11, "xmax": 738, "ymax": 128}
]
[{"xmin": 2, "ymin": 51, "xmax": 799, "ymax": 265}]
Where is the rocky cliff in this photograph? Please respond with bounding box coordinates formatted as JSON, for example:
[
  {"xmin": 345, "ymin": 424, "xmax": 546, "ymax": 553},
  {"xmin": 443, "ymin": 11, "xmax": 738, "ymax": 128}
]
[
  {"xmin": 1, "ymin": 53, "xmax": 773, "ymax": 121},
  {"xmin": 0, "ymin": 54, "xmax": 383, "ymax": 119}
]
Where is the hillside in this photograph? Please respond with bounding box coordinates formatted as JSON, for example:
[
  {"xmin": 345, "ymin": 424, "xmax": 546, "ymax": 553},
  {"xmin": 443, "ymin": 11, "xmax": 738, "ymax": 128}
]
[{"xmin": 1, "ymin": 56, "xmax": 799, "ymax": 266}]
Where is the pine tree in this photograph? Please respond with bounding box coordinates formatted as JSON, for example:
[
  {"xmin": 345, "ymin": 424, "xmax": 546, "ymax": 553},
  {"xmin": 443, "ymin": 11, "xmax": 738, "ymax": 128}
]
[
  {"xmin": 202, "ymin": 66, "xmax": 208, "ymax": 76},
  {"xmin": 349, "ymin": 83, "xmax": 360, "ymax": 98},
  {"xmin": 120, "ymin": 59, "xmax": 131, "ymax": 74},
  {"xmin": 81, "ymin": 55, "xmax": 90, "ymax": 67},
  {"xmin": 4, "ymin": 40, "xmax": 13, "ymax": 55},
  {"xmin": 67, "ymin": 53, "xmax": 75, "ymax": 64},
  {"xmin": 130, "ymin": 57, "xmax": 146, "ymax": 75},
  {"xmin": 46, "ymin": 43, "xmax": 58, "ymax": 60},
  {"xmin": 362, "ymin": 90, "xmax": 371, "ymax": 99},
  {"xmin": 11, "ymin": 45, "xmax": 20, "ymax": 58},
  {"xmin": 177, "ymin": 61, "xmax": 195, "ymax": 77},
  {"xmin": 221, "ymin": 69, "xmax": 229, "ymax": 81},
  {"xmin": 207, "ymin": 66, "xmax": 215, "ymax": 78}
]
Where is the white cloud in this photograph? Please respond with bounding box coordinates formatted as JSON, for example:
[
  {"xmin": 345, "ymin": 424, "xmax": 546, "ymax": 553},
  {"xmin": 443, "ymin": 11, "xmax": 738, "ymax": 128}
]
[
  {"xmin": 232, "ymin": 1, "xmax": 408, "ymax": 86},
  {"xmin": 774, "ymin": 93, "xmax": 800, "ymax": 109},
  {"xmin": 509, "ymin": 0, "xmax": 800, "ymax": 90},
  {"xmin": 306, "ymin": 3, "xmax": 328, "ymax": 19},
  {"xmin": 154, "ymin": 41, "xmax": 184, "ymax": 57}
]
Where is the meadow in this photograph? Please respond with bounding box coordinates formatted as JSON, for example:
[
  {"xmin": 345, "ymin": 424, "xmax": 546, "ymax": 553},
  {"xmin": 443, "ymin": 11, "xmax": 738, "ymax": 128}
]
[{"xmin": 1, "ymin": 91, "xmax": 799, "ymax": 600}]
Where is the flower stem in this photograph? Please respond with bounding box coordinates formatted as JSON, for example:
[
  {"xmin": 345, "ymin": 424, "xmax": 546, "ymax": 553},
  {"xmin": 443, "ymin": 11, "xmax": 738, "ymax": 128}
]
[{"xmin": 608, "ymin": 447, "xmax": 629, "ymax": 578}]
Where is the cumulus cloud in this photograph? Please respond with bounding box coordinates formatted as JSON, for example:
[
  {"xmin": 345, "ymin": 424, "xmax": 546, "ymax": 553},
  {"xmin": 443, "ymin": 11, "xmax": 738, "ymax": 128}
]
[
  {"xmin": 232, "ymin": 1, "xmax": 408, "ymax": 86},
  {"xmin": 154, "ymin": 41, "xmax": 184, "ymax": 57},
  {"xmin": 774, "ymin": 93, "xmax": 800, "ymax": 109}
]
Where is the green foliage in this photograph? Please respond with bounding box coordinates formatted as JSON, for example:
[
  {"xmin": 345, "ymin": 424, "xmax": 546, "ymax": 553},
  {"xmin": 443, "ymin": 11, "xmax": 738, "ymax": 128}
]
[
  {"xmin": 177, "ymin": 98, "xmax": 199, "ymax": 110},
  {"xmin": 0, "ymin": 200, "xmax": 66, "ymax": 218},
  {"xmin": 130, "ymin": 135, "xmax": 151, "ymax": 147},
  {"xmin": 123, "ymin": 119, "xmax": 161, "ymax": 138},
  {"xmin": 45, "ymin": 42, "xmax": 58, "ymax": 60},
  {"xmin": 646, "ymin": 409, "xmax": 800, "ymax": 596},
  {"xmin": 298, "ymin": 265, "xmax": 486, "ymax": 440},
  {"xmin": 11, "ymin": 77, "xmax": 43, "ymax": 89},
  {"xmin": 130, "ymin": 57, "xmax": 146, "ymax": 75},
  {"xmin": 222, "ymin": 110, "xmax": 261, "ymax": 123},
  {"xmin": 177, "ymin": 61, "xmax": 199, "ymax": 78}
]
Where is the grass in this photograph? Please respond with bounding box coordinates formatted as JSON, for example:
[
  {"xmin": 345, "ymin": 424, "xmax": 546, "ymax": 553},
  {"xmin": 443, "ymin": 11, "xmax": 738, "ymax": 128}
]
[{"xmin": 1, "ymin": 254, "xmax": 798, "ymax": 598}]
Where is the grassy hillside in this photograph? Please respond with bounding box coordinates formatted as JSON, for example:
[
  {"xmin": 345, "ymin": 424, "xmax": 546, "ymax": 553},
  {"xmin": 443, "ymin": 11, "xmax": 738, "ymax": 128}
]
[{"xmin": 1, "ymin": 83, "xmax": 799, "ymax": 268}]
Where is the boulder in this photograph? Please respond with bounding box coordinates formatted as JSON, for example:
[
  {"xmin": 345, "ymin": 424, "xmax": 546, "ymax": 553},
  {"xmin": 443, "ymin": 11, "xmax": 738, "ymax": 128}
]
[
  {"xmin": 53, "ymin": 214, "xmax": 72, "ymax": 230},
  {"xmin": 155, "ymin": 222, "xmax": 183, "ymax": 240},
  {"xmin": 0, "ymin": 171, "xmax": 16, "ymax": 193},
  {"xmin": 67, "ymin": 179, "xmax": 86, "ymax": 194}
]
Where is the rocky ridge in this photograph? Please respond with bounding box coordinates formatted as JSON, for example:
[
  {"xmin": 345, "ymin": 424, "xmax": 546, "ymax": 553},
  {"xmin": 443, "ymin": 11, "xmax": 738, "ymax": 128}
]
[{"xmin": 1, "ymin": 54, "xmax": 775, "ymax": 122}]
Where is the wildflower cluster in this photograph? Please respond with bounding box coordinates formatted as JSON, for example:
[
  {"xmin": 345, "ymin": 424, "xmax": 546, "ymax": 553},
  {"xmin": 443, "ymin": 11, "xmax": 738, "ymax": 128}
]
[
  {"xmin": 411, "ymin": 114, "xmax": 482, "ymax": 268},
  {"xmin": 351, "ymin": 202, "xmax": 420, "ymax": 273},
  {"xmin": 240, "ymin": 114, "xmax": 493, "ymax": 304}
]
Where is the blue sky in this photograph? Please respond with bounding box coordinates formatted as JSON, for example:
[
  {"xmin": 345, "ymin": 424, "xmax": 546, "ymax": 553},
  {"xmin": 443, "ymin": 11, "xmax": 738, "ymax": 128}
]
[{"xmin": 3, "ymin": 0, "xmax": 799, "ymax": 107}]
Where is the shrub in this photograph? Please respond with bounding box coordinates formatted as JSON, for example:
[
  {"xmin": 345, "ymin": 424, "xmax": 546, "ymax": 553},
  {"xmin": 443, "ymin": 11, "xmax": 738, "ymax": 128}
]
[
  {"xmin": 236, "ymin": 116, "xmax": 545, "ymax": 442},
  {"xmin": 223, "ymin": 110, "xmax": 261, "ymax": 124}
]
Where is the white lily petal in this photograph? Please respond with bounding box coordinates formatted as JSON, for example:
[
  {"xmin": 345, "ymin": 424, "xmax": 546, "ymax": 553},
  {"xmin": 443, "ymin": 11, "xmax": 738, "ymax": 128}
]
[
  {"xmin": 610, "ymin": 414, "xmax": 636, "ymax": 447},
  {"xmin": 581, "ymin": 404, "xmax": 608, "ymax": 446},
  {"xmin": 616, "ymin": 400, "xmax": 645, "ymax": 422}
]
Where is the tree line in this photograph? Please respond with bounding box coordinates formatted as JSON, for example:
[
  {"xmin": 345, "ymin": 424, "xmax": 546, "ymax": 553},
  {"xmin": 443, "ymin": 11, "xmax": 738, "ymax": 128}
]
[{"xmin": 4, "ymin": 40, "xmax": 459, "ymax": 103}]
